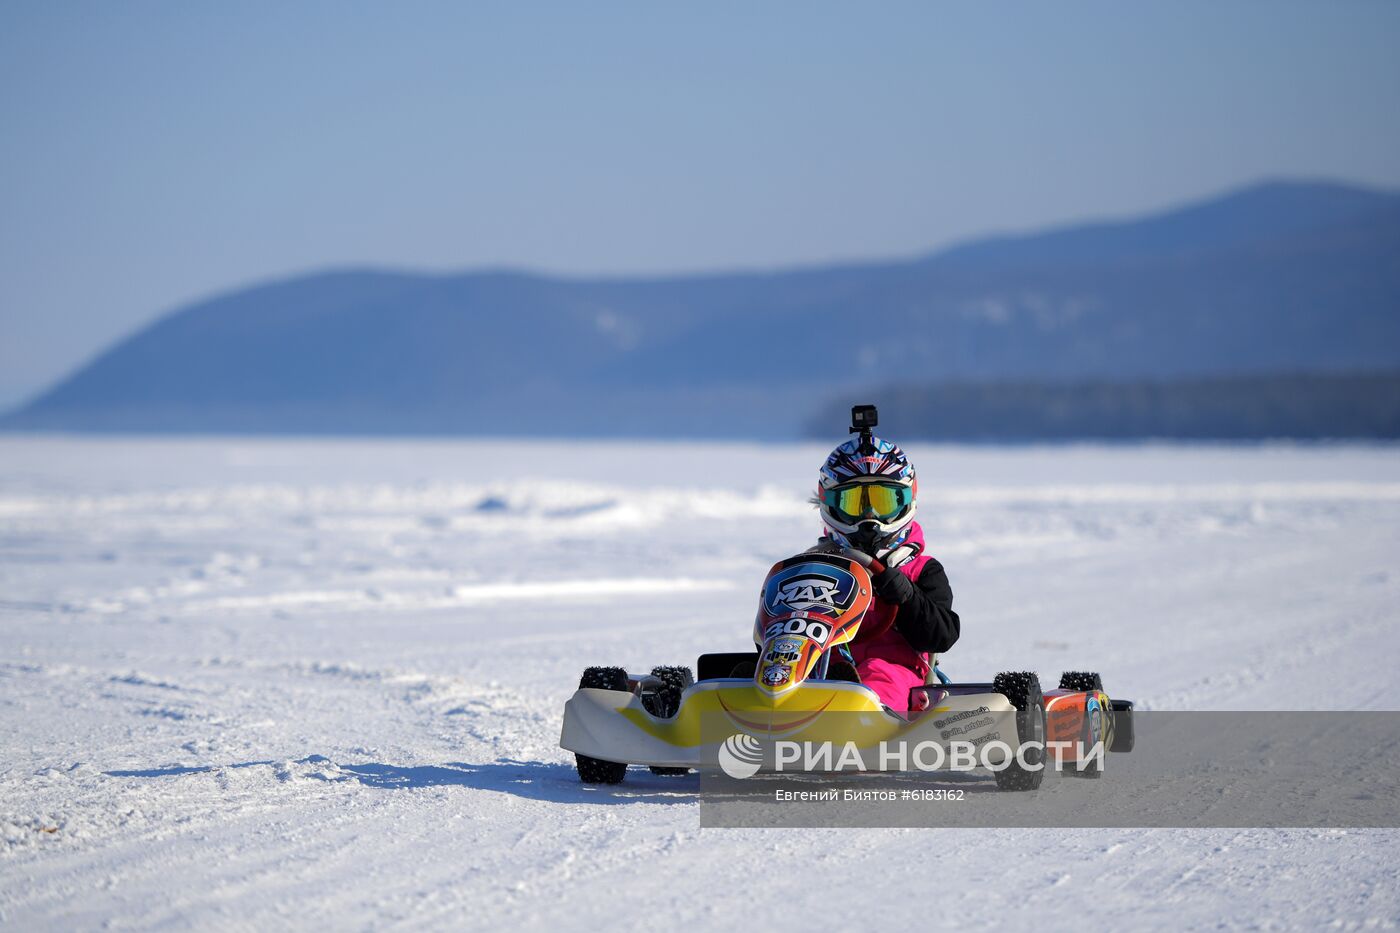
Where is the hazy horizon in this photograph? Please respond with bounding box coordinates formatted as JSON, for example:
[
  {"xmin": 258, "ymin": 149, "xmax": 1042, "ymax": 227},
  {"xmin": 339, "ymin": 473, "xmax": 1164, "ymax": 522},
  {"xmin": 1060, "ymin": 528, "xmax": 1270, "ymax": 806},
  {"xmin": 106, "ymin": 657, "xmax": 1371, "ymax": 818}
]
[{"xmin": 3, "ymin": 2, "xmax": 1399, "ymax": 408}]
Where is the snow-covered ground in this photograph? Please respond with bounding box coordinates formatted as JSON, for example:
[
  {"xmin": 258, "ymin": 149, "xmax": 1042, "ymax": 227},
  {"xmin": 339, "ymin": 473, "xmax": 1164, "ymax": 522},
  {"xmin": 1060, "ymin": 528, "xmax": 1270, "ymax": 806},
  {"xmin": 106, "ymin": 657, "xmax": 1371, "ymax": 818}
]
[{"xmin": 2, "ymin": 436, "xmax": 1398, "ymax": 930}]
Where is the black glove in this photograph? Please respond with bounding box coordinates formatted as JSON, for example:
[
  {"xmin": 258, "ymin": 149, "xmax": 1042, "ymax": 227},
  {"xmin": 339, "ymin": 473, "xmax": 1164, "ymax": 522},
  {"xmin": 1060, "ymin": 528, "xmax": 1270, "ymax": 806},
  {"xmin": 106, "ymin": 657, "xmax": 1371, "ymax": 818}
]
[{"xmin": 872, "ymin": 565, "xmax": 915, "ymax": 605}]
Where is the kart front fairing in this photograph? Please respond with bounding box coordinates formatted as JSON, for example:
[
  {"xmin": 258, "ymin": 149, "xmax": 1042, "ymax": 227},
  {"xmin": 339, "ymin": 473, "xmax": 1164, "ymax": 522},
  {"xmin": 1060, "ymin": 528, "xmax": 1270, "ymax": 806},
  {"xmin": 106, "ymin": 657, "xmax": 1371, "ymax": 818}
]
[{"xmin": 559, "ymin": 677, "xmax": 1018, "ymax": 771}]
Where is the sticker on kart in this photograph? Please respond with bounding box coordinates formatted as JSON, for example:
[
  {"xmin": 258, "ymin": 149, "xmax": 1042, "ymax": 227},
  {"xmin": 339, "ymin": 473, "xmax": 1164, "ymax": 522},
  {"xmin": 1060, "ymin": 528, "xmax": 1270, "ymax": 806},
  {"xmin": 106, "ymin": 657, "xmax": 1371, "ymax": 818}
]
[
  {"xmin": 762, "ymin": 562, "xmax": 861, "ymax": 616},
  {"xmin": 760, "ymin": 663, "xmax": 792, "ymax": 687},
  {"xmin": 765, "ymin": 637, "xmax": 804, "ymax": 664},
  {"xmin": 763, "ymin": 617, "xmax": 832, "ymax": 644}
]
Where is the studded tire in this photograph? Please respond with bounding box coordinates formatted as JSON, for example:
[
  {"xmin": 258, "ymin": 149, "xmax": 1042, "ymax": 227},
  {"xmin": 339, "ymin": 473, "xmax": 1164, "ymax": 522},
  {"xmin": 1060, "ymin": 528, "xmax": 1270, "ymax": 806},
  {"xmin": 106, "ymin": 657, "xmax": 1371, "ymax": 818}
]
[
  {"xmin": 1058, "ymin": 671, "xmax": 1103, "ymax": 693},
  {"xmin": 1059, "ymin": 671, "xmax": 1107, "ymax": 777},
  {"xmin": 992, "ymin": 671, "xmax": 1047, "ymax": 792},
  {"xmin": 644, "ymin": 666, "xmax": 695, "ymax": 775},
  {"xmin": 575, "ymin": 666, "xmax": 630, "ymax": 784}
]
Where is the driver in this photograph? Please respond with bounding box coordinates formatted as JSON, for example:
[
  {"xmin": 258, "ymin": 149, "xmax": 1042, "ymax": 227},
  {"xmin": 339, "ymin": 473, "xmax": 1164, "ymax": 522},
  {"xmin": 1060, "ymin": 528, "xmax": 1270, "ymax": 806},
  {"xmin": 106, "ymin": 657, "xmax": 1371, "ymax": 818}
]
[{"xmin": 812, "ymin": 425, "xmax": 960, "ymax": 712}]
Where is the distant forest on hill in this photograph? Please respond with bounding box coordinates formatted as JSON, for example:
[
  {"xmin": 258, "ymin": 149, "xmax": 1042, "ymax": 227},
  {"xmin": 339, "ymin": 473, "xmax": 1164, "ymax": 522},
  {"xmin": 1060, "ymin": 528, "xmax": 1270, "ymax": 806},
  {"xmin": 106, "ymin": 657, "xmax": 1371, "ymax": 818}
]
[{"xmin": 809, "ymin": 373, "xmax": 1400, "ymax": 441}]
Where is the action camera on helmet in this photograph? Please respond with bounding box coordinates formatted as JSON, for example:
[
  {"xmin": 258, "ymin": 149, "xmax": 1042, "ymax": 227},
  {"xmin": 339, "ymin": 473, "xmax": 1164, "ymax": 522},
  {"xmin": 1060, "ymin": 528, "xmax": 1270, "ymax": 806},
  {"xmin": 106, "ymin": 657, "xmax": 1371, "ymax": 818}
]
[{"xmin": 849, "ymin": 404, "xmax": 878, "ymax": 435}]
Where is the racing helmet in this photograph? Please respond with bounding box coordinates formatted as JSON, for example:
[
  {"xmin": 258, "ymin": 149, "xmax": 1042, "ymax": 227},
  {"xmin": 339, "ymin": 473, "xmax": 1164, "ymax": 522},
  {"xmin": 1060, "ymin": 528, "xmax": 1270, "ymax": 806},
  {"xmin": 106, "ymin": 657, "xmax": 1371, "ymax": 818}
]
[{"xmin": 817, "ymin": 428, "xmax": 918, "ymax": 556}]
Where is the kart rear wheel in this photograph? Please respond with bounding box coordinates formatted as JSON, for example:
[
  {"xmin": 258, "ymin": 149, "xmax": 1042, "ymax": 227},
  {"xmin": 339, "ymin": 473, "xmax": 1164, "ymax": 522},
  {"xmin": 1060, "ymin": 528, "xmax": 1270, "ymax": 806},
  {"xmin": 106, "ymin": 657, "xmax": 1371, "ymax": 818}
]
[
  {"xmin": 1066, "ymin": 699, "xmax": 1105, "ymax": 779},
  {"xmin": 576, "ymin": 755, "xmax": 628, "ymax": 784},
  {"xmin": 644, "ymin": 666, "xmax": 695, "ymax": 775},
  {"xmin": 993, "ymin": 671, "xmax": 1046, "ymax": 792},
  {"xmin": 1058, "ymin": 671, "xmax": 1103, "ymax": 693},
  {"xmin": 575, "ymin": 666, "xmax": 630, "ymax": 784},
  {"xmin": 1059, "ymin": 671, "xmax": 1106, "ymax": 776},
  {"xmin": 1110, "ymin": 700, "xmax": 1136, "ymax": 753}
]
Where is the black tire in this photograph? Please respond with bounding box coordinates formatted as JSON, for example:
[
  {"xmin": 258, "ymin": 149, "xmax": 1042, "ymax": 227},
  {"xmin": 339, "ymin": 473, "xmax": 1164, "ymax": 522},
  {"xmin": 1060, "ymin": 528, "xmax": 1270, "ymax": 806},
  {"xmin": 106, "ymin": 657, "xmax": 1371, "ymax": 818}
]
[
  {"xmin": 992, "ymin": 671, "xmax": 1046, "ymax": 792},
  {"xmin": 1066, "ymin": 703, "xmax": 1105, "ymax": 779},
  {"xmin": 1059, "ymin": 671, "xmax": 1107, "ymax": 776},
  {"xmin": 580, "ymin": 666, "xmax": 629, "ymax": 691},
  {"xmin": 1059, "ymin": 671, "xmax": 1103, "ymax": 693},
  {"xmin": 643, "ymin": 666, "xmax": 695, "ymax": 775},
  {"xmin": 575, "ymin": 666, "xmax": 630, "ymax": 784},
  {"xmin": 1110, "ymin": 700, "xmax": 1136, "ymax": 753}
]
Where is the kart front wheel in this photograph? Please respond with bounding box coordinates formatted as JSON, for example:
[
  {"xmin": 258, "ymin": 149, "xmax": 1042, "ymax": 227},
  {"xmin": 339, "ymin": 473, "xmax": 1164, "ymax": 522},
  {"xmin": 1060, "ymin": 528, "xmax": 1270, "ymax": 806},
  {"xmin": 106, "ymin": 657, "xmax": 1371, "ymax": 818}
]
[
  {"xmin": 993, "ymin": 671, "xmax": 1046, "ymax": 792},
  {"xmin": 575, "ymin": 666, "xmax": 631, "ymax": 784},
  {"xmin": 644, "ymin": 666, "xmax": 695, "ymax": 776}
]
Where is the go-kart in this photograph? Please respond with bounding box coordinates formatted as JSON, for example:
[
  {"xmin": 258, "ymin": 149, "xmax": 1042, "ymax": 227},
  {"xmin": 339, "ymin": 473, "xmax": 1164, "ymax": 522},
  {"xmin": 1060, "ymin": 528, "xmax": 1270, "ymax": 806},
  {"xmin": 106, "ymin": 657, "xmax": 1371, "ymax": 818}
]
[{"xmin": 560, "ymin": 548, "xmax": 1134, "ymax": 790}]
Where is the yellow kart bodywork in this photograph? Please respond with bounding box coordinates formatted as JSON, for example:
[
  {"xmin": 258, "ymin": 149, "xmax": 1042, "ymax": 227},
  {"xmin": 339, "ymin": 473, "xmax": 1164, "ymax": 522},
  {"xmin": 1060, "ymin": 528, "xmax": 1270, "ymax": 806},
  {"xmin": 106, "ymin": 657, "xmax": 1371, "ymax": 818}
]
[{"xmin": 560, "ymin": 678, "xmax": 1018, "ymax": 771}]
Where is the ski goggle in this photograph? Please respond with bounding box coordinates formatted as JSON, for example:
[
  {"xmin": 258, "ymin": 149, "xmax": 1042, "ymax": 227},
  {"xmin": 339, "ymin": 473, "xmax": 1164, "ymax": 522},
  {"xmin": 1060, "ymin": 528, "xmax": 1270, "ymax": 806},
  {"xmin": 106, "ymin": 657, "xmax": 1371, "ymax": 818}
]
[{"xmin": 821, "ymin": 482, "xmax": 912, "ymax": 523}]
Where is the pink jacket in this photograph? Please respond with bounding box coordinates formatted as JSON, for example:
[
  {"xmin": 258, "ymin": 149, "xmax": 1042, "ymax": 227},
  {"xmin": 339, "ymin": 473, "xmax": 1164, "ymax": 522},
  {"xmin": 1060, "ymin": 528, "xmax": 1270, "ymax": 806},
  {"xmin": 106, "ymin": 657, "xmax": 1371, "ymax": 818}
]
[{"xmin": 848, "ymin": 520, "xmax": 934, "ymax": 682}]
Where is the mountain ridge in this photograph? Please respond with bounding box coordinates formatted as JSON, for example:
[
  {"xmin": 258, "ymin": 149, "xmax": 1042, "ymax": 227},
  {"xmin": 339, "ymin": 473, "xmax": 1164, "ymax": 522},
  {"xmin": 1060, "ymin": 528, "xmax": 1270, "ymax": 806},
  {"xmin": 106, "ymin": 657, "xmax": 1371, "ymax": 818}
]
[{"xmin": 6, "ymin": 179, "xmax": 1399, "ymax": 438}]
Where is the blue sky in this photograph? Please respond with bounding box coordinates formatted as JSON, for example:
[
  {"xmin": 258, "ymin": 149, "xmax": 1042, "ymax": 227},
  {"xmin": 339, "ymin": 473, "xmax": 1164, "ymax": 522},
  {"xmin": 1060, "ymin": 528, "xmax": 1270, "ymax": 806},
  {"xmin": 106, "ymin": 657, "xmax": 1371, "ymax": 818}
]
[{"xmin": 2, "ymin": 1, "xmax": 1398, "ymax": 407}]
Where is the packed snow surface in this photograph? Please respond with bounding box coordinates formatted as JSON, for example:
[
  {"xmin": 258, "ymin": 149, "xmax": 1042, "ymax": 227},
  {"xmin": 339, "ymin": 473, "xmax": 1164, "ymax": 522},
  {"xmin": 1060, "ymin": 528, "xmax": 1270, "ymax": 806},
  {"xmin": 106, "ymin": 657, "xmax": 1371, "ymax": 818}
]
[{"xmin": 2, "ymin": 436, "xmax": 1398, "ymax": 929}]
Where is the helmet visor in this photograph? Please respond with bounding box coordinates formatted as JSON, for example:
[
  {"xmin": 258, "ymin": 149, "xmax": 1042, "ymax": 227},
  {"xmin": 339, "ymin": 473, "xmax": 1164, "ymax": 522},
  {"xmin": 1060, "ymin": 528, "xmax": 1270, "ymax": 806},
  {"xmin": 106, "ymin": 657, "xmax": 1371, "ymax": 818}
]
[{"xmin": 822, "ymin": 482, "xmax": 912, "ymax": 523}]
